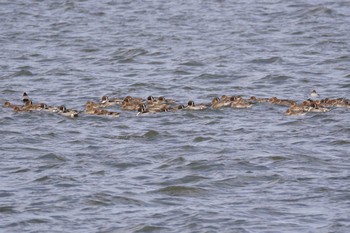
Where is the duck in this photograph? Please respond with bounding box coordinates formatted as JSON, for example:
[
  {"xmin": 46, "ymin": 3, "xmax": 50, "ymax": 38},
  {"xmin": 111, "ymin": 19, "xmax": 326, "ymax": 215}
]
[
  {"xmin": 211, "ymin": 97, "xmax": 226, "ymax": 109},
  {"xmin": 220, "ymin": 95, "xmax": 236, "ymax": 106},
  {"xmin": 230, "ymin": 98, "xmax": 253, "ymax": 108},
  {"xmin": 124, "ymin": 96, "xmax": 144, "ymax": 104},
  {"xmin": 58, "ymin": 105, "xmax": 79, "ymax": 118},
  {"xmin": 3, "ymin": 101, "xmax": 19, "ymax": 108},
  {"xmin": 332, "ymin": 98, "xmax": 350, "ymax": 108},
  {"xmin": 186, "ymin": 100, "xmax": 208, "ymax": 110},
  {"xmin": 92, "ymin": 109, "xmax": 120, "ymax": 117},
  {"xmin": 157, "ymin": 96, "xmax": 176, "ymax": 104},
  {"xmin": 221, "ymin": 95, "xmax": 236, "ymax": 106},
  {"xmin": 147, "ymin": 99, "xmax": 169, "ymax": 110},
  {"xmin": 85, "ymin": 101, "xmax": 100, "ymax": 114},
  {"xmin": 177, "ymin": 105, "xmax": 186, "ymax": 110},
  {"xmin": 121, "ymin": 98, "xmax": 141, "ymax": 111},
  {"xmin": 12, "ymin": 106, "xmax": 25, "ymax": 113},
  {"xmin": 85, "ymin": 101, "xmax": 100, "ymax": 111},
  {"xmin": 21, "ymin": 100, "xmax": 35, "ymax": 111},
  {"xmin": 137, "ymin": 104, "xmax": 151, "ymax": 116},
  {"xmin": 249, "ymin": 96, "xmax": 268, "ymax": 103},
  {"xmin": 306, "ymin": 103, "xmax": 329, "ymax": 113},
  {"xmin": 285, "ymin": 103, "xmax": 308, "ymax": 116},
  {"xmin": 22, "ymin": 92, "xmax": 30, "ymax": 103},
  {"xmin": 268, "ymin": 97, "xmax": 296, "ymax": 106},
  {"xmin": 100, "ymin": 96, "xmax": 119, "ymax": 107},
  {"xmin": 285, "ymin": 108, "xmax": 306, "ymax": 116},
  {"xmin": 310, "ymin": 90, "xmax": 320, "ymax": 99}
]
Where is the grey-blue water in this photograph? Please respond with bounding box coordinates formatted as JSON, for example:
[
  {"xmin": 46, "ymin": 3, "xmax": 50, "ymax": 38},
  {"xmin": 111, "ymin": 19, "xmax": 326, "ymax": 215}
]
[{"xmin": 1, "ymin": 0, "xmax": 350, "ymax": 232}]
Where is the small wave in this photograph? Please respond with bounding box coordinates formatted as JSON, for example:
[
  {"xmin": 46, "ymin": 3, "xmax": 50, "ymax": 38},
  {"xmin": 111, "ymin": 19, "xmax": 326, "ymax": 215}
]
[
  {"xmin": 193, "ymin": 136, "xmax": 212, "ymax": 142},
  {"xmin": 157, "ymin": 157, "xmax": 186, "ymax": 169},
  {"xmin": 302, "ymin": 6, "xmax": 336, "ymax": 17},
  {"xmin": 179, "ymin": 60, "xmax": 205, "ymax": 66},
  {"xmin": 0, "ymin": 206, "xmax": 16, "ymax": 214},
  {"xmin": 249, "ymin": 56, "xmax": 283, "ymax": 64},
  {"xmin": 132, "ymin": 224, "xmax": 170, "ymax": 233},
  {"xmin": 33, "ymin": 175, "xmax": 50, "ymax": 182},
  {"xmin": 330, "ymin": 140, "xmax": 350, "ymax": 145},
  {"xmin": 197, "ymin": 73, "xmax": 227, "ymax": 80},
  {"xmin": 36, "ymin": 153, "xmax": 66, "ymax": 161},
  {"xmin": 154, "ymin": 185, "xmax": 206, "ymax": 196},
  {"xmin": 318, "ymin": 55, "xmax": 350, "ymax": 65},
  {"xmin": 11, "ymin": 70, "xmax": 34, "ymax": 77},
  {"xmin": 143, "ymin": 130, "xmax": 160, "ymax": 140},
  {"xmin": 111, "ymin": 48, "xmax": 148, "ymax": 62},
  {"xmin": 258, "ymin": 74, "xmax": 293, "ymax": 84},
  {"xmin": 10, "ymin": 168, "xmax": 30, "ymax": 173}
]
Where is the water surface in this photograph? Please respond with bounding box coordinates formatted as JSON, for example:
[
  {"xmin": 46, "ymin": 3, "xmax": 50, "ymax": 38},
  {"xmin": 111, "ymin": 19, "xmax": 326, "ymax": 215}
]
[{"xmin": 1, "ymin": 0, "xmax": 350, "ymax": 232}]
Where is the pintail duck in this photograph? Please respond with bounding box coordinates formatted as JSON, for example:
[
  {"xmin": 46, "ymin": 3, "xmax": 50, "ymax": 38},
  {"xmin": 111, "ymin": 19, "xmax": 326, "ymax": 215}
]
[
  {"xmin": 306, "ymin": 103, "xmax": 329, "ymax": 113},
  {"xmin": 125, "ymin": 96, "xmax": 144, "ymax": 103},
  {"xmin": 85, "ymin": 101, "xmax": 99, "ymax": 114},
  {"xmin": 26, "ymin": 101, "xmax": 52, "ymax": 111},
  {"xmin": 38, "ymin": 103, "xmax": 58, "ymax": 112},
  {"xmin": 92, "ymin": 109, "xmax": 120, "ymax": 117},
  {"xmin": 85, "ymin": 101, "xmax": 100, "ymax": 112},
  {"xmin": 268, "ymin": 97, "xmax": 296, "ymax": 106},
  {"xmin": 22, "ymin": 92, "xmax": 30, "ymax": 103},
  {"xmin": 3, "ymin": 101, "xmax": 19, "ymax": 108},
  {"xmin": 285, "ymin": 103, "xmax": 308, "ymax": 116},
  {"xmin": 58, "ymin": 105, "xmax": 78, "ymax": 118},
  {"xmin": 186, "ymin": 100, "xmax": 208, "ymax": 110},
  {"xmin": 211, "ymin": 97, "xmax": 226, "ymax": 109},
  {"xmin": 100, "ymin": 96, "xmax": 119, "ymax": 107},
  {"xmin": 177, "ymin": 105, "xmax": 186, "ymax": 110},
  {"xmin": 12, "ymin": 106, "xmax": 25, "ymax": 113},
  {"xmin": 137, "ymin": 104, "xmax": 151, "ymax": 116},
  {"xmin": 230, "ymin": 98, "xmax": 252, "ymax": 108},
  {"xmin": 219, "ymin": 95, "xmax": 235, "ymax": 106},
  {"xmin": 157, "ymin": 96, "xmax": 176, "ymax": 104},
  {"xmin": 285, "ymin": 108, "xmax": 306, "ymax": 116},
  {"xmin": 249, "ymin": 96, "xmax": 268, "ymax": 103},
  {"xmin": 310, "ymin": 90, "xmax": 320, "ymax": 99},
  {"xmin": 121, "ymin": 98, "xmax": 141, "ymax": 111},
  {"xmin": 331, "ymin": 98, "xmax": 350, "ymax": 108}
]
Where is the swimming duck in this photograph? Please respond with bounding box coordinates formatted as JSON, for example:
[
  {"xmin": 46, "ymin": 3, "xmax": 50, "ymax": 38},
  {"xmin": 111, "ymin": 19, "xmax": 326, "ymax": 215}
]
[
  {"xmin": 306, "ymin": 103, "xmax": 329, "ymax": 113},
  {"xmin": 137, "ymin": 104, "xmax": 151, "ymax": 116},
  {"xmin": 58, "ymin": 105, "xmax": 78, "ymax": 118},
  {"xmin": 284, "ymin": 108, "xmax": 306, "ymax": 116},
  {"xmin": 157, "ymin": 96, "xmax": 176, "ymax": 104},
  {"xmin": 3, "ymin": 101, "xmax": 19, "ymax": 108},
  {"xmin": 268, "ymin": 97, "xmax": 296, "ymax": 106},
  {"xmin": 12, "ymin": 106, "xmax": 25, "ymax": 112},
  {"xmin": 22, "ymin": 92, "xmax": 30, "ymax": 103},
  {"xmin": 310, "ymin": 90, "xmax": 320, "ymax": 99},
  {"xmin": 249, "ymin": 96, "xmax": 268, "ymax": 103},
  {"xmin": 92, "ymin": 109, "xmax": 120, "ymax": 117},
  {"xmin": 100, "ymin": 96, "xmax": 119, "ymax": 107},
  {"xmin": 177, "ymin": 105, "xmax": 186, "ymax": 110},
  {"xmin": 121, "ymin": 98, "xmax": 141, "ymax": 111},
  {"xmin": 230, "ymin": 98, "xmax": 253, "ymax": 108},
  {"xmin": 211, "ymin": 97, "xmax": 226, "ymax": 109},
  {"xmin": 124, "ymin": 96, "xmax": 144, "ymax": 104},
  {"xmin": 186, "ymin": 100, "xmax": 208, "ymax": 110}
]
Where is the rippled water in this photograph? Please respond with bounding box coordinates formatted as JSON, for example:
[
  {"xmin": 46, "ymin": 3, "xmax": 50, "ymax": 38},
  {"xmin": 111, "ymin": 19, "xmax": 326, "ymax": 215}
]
[{"xmin": 1, "ymin": 0, "xmax": 350, "ymax": 232}]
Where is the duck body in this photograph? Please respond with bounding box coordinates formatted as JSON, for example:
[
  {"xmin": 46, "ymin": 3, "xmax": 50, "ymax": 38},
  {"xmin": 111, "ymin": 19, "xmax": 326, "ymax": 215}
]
[
  {"xmin": 211, "ymin": 97, "xmax": 227, "ymax": 109},
  {"xmin": 58, "ymin": 106, "xmax": 79, "ymax": 118},
  {"xmin": 269, "ymin": 97, "xmax": 296, "ymax": 106},
  {"xmin": 186, "ymin": 100, "xmax": 208, "ymax": 110}
]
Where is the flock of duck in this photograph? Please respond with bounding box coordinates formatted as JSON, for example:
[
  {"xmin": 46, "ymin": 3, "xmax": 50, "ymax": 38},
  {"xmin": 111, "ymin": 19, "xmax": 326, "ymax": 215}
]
[{"xmin": 2, "ymin": 90, "xmax": 349, "ymax": 118}]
